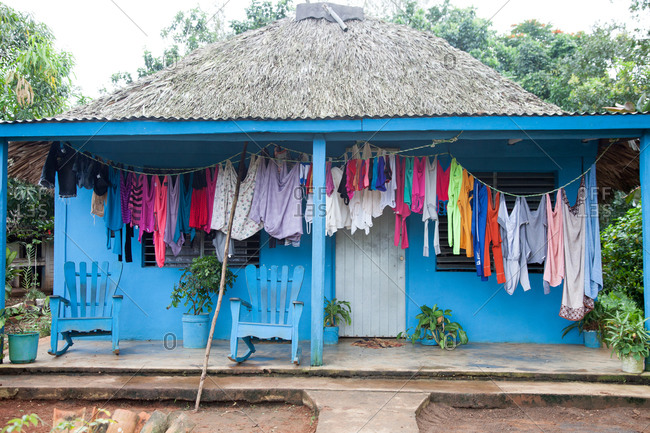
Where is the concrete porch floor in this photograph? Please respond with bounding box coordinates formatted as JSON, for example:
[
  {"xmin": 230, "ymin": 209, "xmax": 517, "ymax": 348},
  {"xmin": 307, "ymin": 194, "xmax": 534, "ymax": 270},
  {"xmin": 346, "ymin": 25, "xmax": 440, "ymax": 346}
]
[{"xmin": 2, "ymin": 338, "xmax": 648, "ymax": 383}]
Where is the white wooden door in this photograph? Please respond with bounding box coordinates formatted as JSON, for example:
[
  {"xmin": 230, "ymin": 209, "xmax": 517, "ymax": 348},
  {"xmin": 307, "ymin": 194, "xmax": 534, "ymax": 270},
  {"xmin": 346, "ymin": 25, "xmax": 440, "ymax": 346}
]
[{"xmin": 335, "ymin": 212, "xmax": 406, "ymax": 337}]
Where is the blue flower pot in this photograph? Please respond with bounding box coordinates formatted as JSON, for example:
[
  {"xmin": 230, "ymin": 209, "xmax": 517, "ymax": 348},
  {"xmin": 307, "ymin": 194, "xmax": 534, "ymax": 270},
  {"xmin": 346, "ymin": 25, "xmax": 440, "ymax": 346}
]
[
  {"xmin": 8, "ymin": 333, "xmax": 39, "ymax": 364},
  {"xmin": 324, "ymin": 326, "xmax": 339, "ymax": 345},
  {"xmin": 419, "ymin": 329, "xmax": 439, "ymax": 346},
  {"xmin": 182, "ymin": 314, "xmax": 210, "ymax": 348},
  {"xmin": 583, "ymin": 330, "xmax": 601, "ymax": 348}
]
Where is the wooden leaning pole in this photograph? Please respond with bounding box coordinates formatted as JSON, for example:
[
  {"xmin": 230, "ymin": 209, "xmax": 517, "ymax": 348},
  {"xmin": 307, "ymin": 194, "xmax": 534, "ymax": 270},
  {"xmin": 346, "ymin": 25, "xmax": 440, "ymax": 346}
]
[{"xmin": 195, "ymin": 141, "xmax": 248, "ymax": 411}]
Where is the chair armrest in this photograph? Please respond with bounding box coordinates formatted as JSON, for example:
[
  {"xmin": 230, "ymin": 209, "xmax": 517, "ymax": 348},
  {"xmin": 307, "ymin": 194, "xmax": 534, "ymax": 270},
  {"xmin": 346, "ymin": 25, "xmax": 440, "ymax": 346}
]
[
  {"xmin": 292, "ymin": 301, "xmax": 304, "ymax": 305},
  {"xmin": 112, "ymin": 295, "xmax": 124, "ymax": 299},
  {"xmin": 49, "ymin": 295, "xmax": 70, "ymax": 306},
  {"xmin": 230, "ymin": 298, "xmax": 252, "ymax": 309}
]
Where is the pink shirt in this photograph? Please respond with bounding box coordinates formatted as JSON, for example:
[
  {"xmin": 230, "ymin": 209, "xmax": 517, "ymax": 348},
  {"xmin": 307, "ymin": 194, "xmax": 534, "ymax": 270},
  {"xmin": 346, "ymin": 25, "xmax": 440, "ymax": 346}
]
[
  {"xmin": 411, "ymin": 157, "xmax": 426, "ymax": 214},
  {"xmin": 543, "ymin": 191, "xmax": 564, "ymax": 291}
]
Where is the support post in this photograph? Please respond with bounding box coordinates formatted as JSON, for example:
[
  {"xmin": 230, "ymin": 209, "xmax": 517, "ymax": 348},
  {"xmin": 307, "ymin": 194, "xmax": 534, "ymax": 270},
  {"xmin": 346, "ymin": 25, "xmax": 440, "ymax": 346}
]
[
  {"xmin": 311, "ymin": 134, "xmax": 326, "ymax": 366},
  {"xmin": 0, "ymin": 139, "xmax": 7, "ymax": 363},
  {"xmin": 641, "ymin": 133, "xmax": 650, "ymax": 338}
]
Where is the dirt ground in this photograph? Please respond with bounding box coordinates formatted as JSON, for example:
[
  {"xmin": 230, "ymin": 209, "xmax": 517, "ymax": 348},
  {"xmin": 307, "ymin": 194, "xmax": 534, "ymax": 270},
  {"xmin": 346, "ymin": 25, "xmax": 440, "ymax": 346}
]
[
  {"xmin": 418, "ymin": 403, "xmax": 650, "ymax": 433},
  {"xmin": 0, "ymin": 399, "xmax": 317, "ymax": 433}
]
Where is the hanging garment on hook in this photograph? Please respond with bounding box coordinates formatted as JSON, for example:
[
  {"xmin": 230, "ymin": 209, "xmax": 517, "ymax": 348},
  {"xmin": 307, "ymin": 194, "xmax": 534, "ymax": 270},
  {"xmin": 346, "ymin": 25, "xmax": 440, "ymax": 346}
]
[
  {"xmin": 211, "ymin": 156, "xmax": 263, "ymax": 241},
  {"xmin": 379, "ymin": 155, "xmax": 396, "ymax": 209},
  {"xmin": 403, "ymin": 157, "xmax": 414, "ymax": 208},
  {"xmin": 120, "ymin": 171, "xmax": 133, "ymax": 225},
  {"xmin": 458, "ymin": 168, "xmax": 474, "ymax": 258},
  {"xmin": 128, "ymin": 173, "xmax": 143, "ymax": 227},
  {"xmin": 423, "ymin": 156, "xmax": 440, "ymax": 257},
  {"xmin": 411, "ymin": 157, "xmax": 426, "ymax": 214},
  {"xmin": 436, "ymin": 158, "xmax": 450, "ymax": 216},
  {"xmin": 393, "ymin": 156, "xmax": 410, "ymax": 249},
  {"xmin": 498, "ymin": 195, "xmax": 527, "ymax": 295},
  {"xmin": 583, "ymin": 165, "xmax": 603, "ymax": 299},
  {"xmin": 483, "ymin": 188, "xmax": 505, "ymax": 284},
  {"xmin": 543, "ymin": 191, "xmax": 564, "ymax": 293},
  {"xmin": 153, "ymin": 175, "xmax": 168, "ymax": 268},
  {"xmin": 518, "ymin": 196, "xmax": 547, "ymax": 292},
  {"xmin": 164, "ymin": 175, "xmax": 184, "ymax": 256},
  {"xmin": 471, "ymin": 180, "xmax": 487, "ymax": 280},
  {"xmin": 326, "ymin": 165, "xmax": 351, "ymax": 236},
  {"xmin": 447, "ymin": 158, "xmax": 463, "ymax": 254},
  {"xmin": 139, "ymin": 175, "xmax": 156, "ymax": 242},
  {"xmin": 559, "ymin": 181, "xmax": 594, "ymax": 320},
  {"xmin": 175, "ymin": 172, "xmax": 195, "ymax": 242}
]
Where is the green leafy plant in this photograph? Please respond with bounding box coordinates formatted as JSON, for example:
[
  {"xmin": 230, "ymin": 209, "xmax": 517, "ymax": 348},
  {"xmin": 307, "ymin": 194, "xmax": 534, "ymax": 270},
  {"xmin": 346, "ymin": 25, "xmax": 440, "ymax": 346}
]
[
  {"xmin": 5, "ymin": 247, "xmax": 17, "ymax": 299},
  {"xmin": 603, "ymin": 308, "xmax": 650, "ymax": 361},
  {"xmin": 601, "ymin": 204, "xmax": 643, "ymax": 309},
  {"xmin": 324, "ymin": 297, "xmax": 351, "ymax": 327},
  {"xmin": 1, "ymin": 413, "xmax": 41, "ymax": 433},
  {"xmin": 398, "ymin": 304, "xmax": 468, "ymax": 349},
  {"xmin": 167, "ymin": 255, "xmax": 236, "ymax": 315}
]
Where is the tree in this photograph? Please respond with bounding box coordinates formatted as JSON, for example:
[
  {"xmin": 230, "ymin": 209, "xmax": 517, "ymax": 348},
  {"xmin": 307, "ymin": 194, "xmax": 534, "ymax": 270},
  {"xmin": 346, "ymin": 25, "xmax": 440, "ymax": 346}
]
[
  {"xmin": 107, "ymin": 6, "xmax": 223, "ymax": 90},
  {"xmin": 0, "ymin": 3, "xmax": 76, "ymax": 120},
  {"xmin": 230, "ymin": 0, "xmax": 293, "ymax": 35}
]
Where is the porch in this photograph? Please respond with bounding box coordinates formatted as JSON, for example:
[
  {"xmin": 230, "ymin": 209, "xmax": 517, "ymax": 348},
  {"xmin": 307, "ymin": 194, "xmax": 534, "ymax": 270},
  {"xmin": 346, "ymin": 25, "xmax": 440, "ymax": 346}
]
[{"xmin": 3, "ymin": 338, "xmax": 647, "ymax": 383}]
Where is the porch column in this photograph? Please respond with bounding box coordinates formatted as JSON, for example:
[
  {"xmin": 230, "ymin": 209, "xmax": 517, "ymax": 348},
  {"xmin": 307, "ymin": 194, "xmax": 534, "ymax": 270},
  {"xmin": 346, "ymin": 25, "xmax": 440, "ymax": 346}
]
[
  {"xmin": 641, "ymin": 132, "xmax": 650, "ymax": 330},
  {"xmin": 311, "ymin": 134, "xmax": 326, "ymax": 366},
  {"xmin": 0, "ymin": 139, "xmax": 7, "ymax": 316}
]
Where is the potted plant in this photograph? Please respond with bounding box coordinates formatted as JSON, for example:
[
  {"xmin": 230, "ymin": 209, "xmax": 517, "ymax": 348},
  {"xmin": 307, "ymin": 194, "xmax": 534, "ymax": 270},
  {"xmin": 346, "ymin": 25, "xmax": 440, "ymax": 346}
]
[
  {"xmin": 398, "ymin": 304, "xmax": 468, "ymax": 350},
  {"xmin": 603, "ymin": 308, "xmax": 650, "ymax": 373},
  {"xmin": 4, "ymin": 305, "xmax": 42, "ymax": 364},
  {"xmin": 561, "ymin": 302, "xmax": 604, "ymax": 348},
  {"xmin": 167, "ymin": 255, "xmax": 236, "ymax": 348},
  {"xmin": 323, "ymin": 297, "xmax": 351, "ymax": 345}
]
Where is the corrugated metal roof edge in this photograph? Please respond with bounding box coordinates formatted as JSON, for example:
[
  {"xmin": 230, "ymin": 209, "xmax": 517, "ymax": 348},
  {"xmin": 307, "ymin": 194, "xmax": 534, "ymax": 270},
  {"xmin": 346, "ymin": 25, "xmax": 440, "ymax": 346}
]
[{"xmin": 2, "ymin": 111, "xmax": 649, "ymax": 125}]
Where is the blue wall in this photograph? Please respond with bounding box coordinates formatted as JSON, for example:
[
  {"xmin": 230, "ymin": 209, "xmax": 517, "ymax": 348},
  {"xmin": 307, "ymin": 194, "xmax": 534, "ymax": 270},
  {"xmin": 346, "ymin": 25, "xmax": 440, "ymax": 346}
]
[{"xmin": 53, "ymin": 137, "xmax": 596, "ymax": 344}]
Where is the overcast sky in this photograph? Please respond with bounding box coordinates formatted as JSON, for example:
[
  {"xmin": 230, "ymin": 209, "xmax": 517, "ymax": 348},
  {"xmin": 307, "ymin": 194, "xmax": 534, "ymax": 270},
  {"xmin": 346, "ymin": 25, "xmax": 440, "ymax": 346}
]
[{"xmin": 5, "ymin": 0, "xmax": 637, "ymax": 98}]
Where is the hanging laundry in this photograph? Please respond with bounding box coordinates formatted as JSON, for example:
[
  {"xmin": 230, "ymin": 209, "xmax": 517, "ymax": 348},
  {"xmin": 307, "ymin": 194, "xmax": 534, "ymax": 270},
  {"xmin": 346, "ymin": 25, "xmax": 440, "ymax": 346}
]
[
  {"xmin": 139, "ymin": 175, "xmax": 156, "ymax": 242},
  {"xmin": 393, "ymin": 155, "xmax": 410, "ymax": 249},
  {"xmin": 374, "ymin": 155, "xmax": 387, "ymax": 192},
  {"xmin": 337, "ymin": 161, "xmax": 350, "ymax": 205},
  {"xmin": 379, "ymin": 154, "xmax": 396, "ymax": 209},
  {"xmin": 104, "ymin": 167, "xmax": 123, "ymax": 232},
  {"xmin": 471, "ymin": 180, "xmax": 487, "ymax": 280},
  {"xmin": 165, "ymin": 175, "xmax": 184, "ymax": 256},
  {"xmin": 326, "ymin": 161, "xmax": 335, "ymax": 196},
  {"xmin": 91, "ymin": 192, "xmax": 106, "ymax": 218},
  {"xmin": 39, "ymin": 142, "xmax": 77, "ymax": 198},
  {"xmin": 369, "ymin": 156, "xmax": 377, "ymax": 191},
  {"xmin": 192, "ymin": 169, "xmax": 207, "ymax": 189},
  {"xmin": 326, "ymin": 166, "xmax": 351, "ymax": 236},
  {"xmin": 518, "ymin": 196, "xmax": 547, "ymax": 292},
  {"xmin": 153, "ymin": 175, "xmax": 168, "ymax": 268},
  {"xmin": 458, "ymin": 168, "xmax": 474, "ymax": 258},
  {"xmin": 211, "ymin": 156, "xmax": 263, "ymax": 241},
  {"xmin": 72, "ymin": 152, "xmax": 97, "ymax": 190},
  {"xmin": 484, "ymin": 188, "xmax": 505, "ymax": 284},
  {"xmin": 175, "ymin": 172, "xmax": 194, "ymax": 242},
  {"xmin": 403, "ymin": 157, "xmax": 414, "ymax": 208},
  {"xmin": 543, "ymin": 191, "xmax": 564, "ymax": 294},
  {"xmin": 190, "ymin": 170, "xmax": 208, "ymax": 230},
  {"xmin": 559, "ymin": 181, "xmax": 594, "ymax": 321},
  {"xmin": 249, "ymin": 157, "xmax": 302, "ymax": 246},
  {"xmin": 93, "ymin": 163, "xmax": 109, "ymax": 196},
  {"xmin": 120, "ymin": 171, "xmax": 133, "ymax": 225},
  {"xmin": 411, "ymin": 157, "xmax": 426, "ymax": 214},
  {"xmin": 447, "ymin": 158, "xmax": 463, "ymax": 254},
  {"xmin": 498, "ymin": 195, "xmax": 527, "ymax": 295},
  {"xmin": 436, "ymin": 158, "xmax": 450, "ymax": 216},
  {"xmin": 201, "ymin": 166, "xmax": 219, "ymax": 233},
  {"xmin": 423, "ymin": 156, "xmax": 440, "ymax": 257},
  {"xmin": 128, "ymin": 173, "xmax": 143, "ymax": 227},
  {"xmin": 349, "ymin": 144, "xmax": 377, "ymax": 235},
  {"xmin": 583, "ymin": 165, "xmax": 603, "ymax": 299},
  {"xmin": 212, "ymin": 231, "xmax": 235, "ymax": 263}
]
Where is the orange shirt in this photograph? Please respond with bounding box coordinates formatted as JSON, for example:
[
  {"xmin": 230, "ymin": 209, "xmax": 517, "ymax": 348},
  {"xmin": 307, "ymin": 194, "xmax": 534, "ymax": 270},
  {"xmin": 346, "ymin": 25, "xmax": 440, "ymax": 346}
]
[{"xmin": 458, "ymin": 169, "xmax": 474, "ymax": 258}]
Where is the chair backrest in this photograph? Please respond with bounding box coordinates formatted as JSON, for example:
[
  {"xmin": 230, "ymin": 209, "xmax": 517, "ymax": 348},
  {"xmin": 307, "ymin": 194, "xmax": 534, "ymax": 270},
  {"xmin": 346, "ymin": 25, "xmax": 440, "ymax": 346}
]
[
  {"xmin": 244, "ymin": 265, "xmax": 305, "ymax": 325},
  {"xmin": 63, "ymin": 261, "xmax": 123, "ymax": 318}
]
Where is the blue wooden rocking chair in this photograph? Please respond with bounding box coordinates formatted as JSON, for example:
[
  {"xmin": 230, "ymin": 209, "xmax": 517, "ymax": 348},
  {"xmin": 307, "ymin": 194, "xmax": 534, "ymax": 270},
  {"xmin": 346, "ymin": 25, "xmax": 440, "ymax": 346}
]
[
  {"xmin": 49, "ymin": 261, "xmax": 124, "ymax": 356},
  {"xmin": 229, "ymin": 264, "xmax": 305, "ymax": 364}
]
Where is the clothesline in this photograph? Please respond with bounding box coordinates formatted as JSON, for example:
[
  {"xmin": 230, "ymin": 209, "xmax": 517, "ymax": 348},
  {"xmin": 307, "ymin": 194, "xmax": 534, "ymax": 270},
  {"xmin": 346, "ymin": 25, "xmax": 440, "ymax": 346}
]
[{"xmin": 61, "ymin": 137, "xmax": 617, "ymax": 198}]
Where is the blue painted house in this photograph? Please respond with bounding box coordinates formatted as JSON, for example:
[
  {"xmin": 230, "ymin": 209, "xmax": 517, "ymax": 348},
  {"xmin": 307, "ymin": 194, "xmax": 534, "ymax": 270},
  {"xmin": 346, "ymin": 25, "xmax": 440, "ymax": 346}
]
[{"xmin": 1, "ymin": 4, "xmax": 649, "ymax": 366}]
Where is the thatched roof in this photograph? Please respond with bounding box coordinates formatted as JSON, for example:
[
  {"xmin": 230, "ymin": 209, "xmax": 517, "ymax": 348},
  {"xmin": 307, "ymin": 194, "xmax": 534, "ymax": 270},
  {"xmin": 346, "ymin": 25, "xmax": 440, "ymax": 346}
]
[
  {"xmin": 8, "ymin": 141, "xmax": 50, "ymax": 185},
  {"xmin": 596, "ymin": 139, "xmax": 640, "ymax": 195},
  {"xmin": 59, "ymin": 16, "xmax": 563, "ymax": 121}
]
